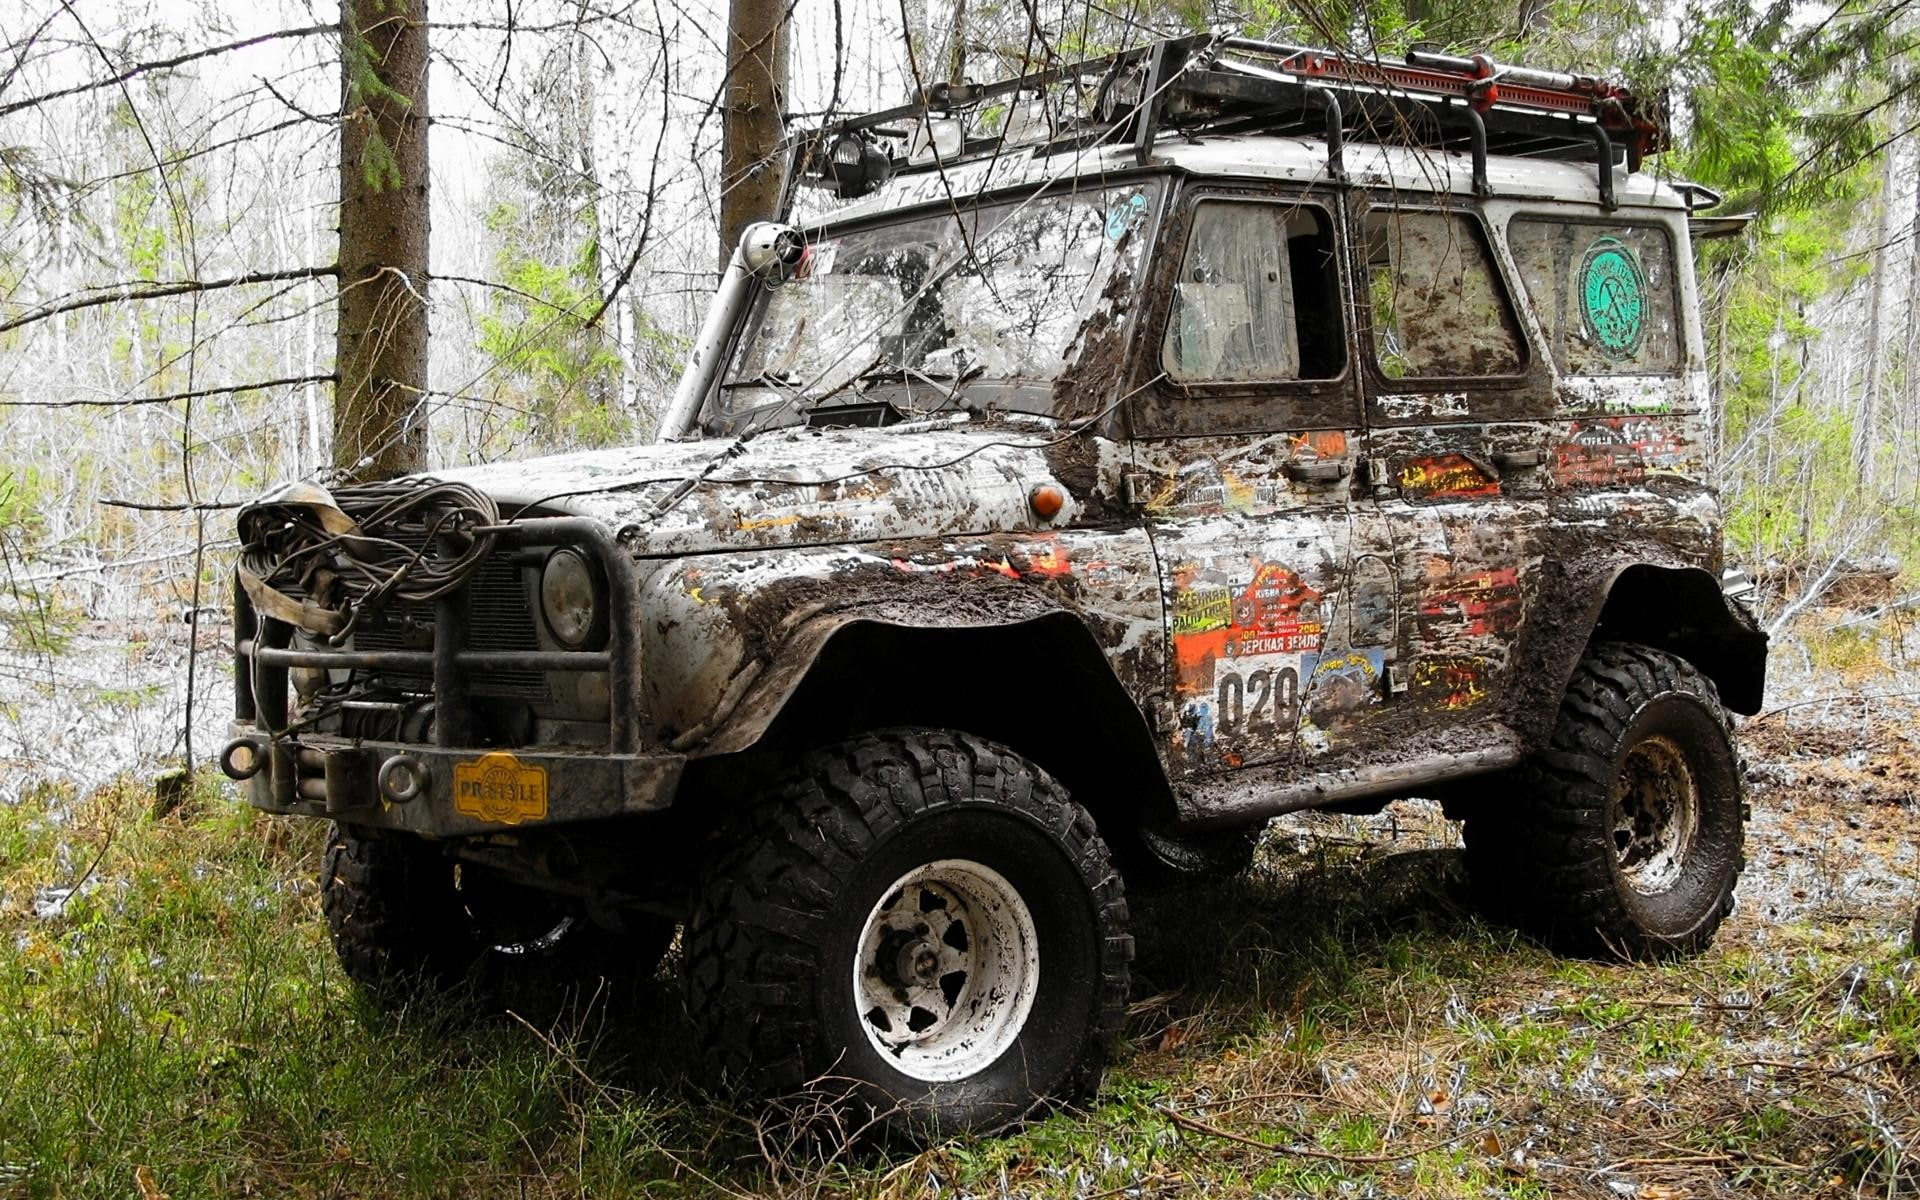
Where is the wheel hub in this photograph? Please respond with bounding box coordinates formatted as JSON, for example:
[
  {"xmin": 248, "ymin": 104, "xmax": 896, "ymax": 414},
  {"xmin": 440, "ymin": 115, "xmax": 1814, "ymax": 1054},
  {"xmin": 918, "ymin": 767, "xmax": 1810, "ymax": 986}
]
[
  {"xmin": 853, "ymin": 859, "xmax": 1039, "ymax": 1083},
  {"xmin": 1612, "ymin": 733, "xmax": 1699, "ymax": 894}
]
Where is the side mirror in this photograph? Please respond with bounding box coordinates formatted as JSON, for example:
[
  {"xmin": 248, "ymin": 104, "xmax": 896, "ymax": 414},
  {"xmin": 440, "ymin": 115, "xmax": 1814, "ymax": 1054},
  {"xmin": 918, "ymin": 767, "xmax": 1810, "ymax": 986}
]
[{"xmin": 739, "ymin": 223, "xmax": 807, "ymax": 281}]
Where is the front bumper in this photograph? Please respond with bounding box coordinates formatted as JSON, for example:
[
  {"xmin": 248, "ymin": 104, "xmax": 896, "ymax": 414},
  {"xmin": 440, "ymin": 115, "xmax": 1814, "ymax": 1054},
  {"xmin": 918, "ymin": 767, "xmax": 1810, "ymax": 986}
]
[
  {"xmin": 230, "ymin": 514, "xmax": 680, "ymax": 835},
  {"xmin": 231, "ymin": 727, "xmax": 685, "ymax": 836}
]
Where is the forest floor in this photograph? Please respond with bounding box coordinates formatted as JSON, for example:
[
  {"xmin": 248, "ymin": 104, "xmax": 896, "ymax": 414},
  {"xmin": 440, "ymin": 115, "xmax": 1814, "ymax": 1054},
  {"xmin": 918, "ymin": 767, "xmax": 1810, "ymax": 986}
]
[{"xmin": 0, "ymin": 614, "xmax": 1917, "ymax": 1199}]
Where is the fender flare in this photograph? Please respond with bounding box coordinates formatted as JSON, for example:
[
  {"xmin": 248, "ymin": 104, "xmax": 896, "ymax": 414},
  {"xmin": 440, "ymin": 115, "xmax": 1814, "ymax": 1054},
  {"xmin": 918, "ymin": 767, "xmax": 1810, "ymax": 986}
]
[
  {"xmin": 1509, "ymin": 557, "xmax": 1767, "ymax": 746},
  {"xmin": 675, "ymin": 598, "xmax": 1180, "ymax": 828}
]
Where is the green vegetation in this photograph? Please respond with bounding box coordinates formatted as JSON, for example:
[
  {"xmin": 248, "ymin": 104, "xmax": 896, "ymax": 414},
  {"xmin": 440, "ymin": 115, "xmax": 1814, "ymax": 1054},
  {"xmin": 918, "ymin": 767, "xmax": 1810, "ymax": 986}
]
[
  {"xmin": 2, "ymin": 774, "xmax": 1914, "ymax": 1198},
  {"xmin": 475, "ymin": 207, "xmax": 630, "ymax": 448}
]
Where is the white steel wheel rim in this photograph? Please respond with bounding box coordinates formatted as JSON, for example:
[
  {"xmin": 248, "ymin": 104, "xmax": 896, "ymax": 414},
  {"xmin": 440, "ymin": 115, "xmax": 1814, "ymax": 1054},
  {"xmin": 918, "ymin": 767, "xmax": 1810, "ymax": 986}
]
[
  {"xmin": 1612, "ymin": 733, "xmax": 1700, "ymax": 894},
  {"xmin": 852, "ymin": 858, "xmax": 1039, "ymax": 1083}
]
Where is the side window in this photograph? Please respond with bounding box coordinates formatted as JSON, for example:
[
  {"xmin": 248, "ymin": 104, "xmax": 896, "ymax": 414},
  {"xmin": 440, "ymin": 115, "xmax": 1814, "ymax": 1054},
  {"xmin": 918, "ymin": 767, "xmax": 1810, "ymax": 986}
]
[
  {"xmin": 1363, "ymin": 208, "xmax": 1524, "ymax": 380},
  {"xmin": 1162, "ymin": 200, "xmax": 1345, "ymax": 383},
  {"xmin": 1506, "ymin": 218, "xmax": 1681, "ymax": 375}
]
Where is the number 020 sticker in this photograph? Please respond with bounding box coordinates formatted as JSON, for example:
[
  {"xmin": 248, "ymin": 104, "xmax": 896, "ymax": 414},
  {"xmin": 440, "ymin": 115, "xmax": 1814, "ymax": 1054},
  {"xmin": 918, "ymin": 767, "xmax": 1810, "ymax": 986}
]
[{"xmin": 1579, "ymin": 236, "xmax": 1647, "ymax": 360}]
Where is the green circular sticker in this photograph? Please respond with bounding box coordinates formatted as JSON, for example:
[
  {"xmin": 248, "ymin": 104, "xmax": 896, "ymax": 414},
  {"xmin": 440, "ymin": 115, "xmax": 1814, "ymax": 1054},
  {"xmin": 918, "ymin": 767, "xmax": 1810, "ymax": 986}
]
[{"xmin": 1579, "ymin": 237, "xmax": 1646, "ymax": 360}]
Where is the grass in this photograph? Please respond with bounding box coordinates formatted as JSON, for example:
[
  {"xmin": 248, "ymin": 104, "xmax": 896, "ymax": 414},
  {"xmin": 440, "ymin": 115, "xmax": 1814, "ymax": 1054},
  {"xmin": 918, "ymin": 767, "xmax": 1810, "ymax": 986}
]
[{"xmin": 1, "ymin": 774, "xmax": 1916, "ymax": 1198}]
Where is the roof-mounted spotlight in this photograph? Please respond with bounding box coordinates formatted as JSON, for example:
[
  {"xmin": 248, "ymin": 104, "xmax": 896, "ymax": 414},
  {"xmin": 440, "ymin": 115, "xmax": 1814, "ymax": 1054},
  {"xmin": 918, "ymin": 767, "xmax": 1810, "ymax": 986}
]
[{"xmin": 826, "ymin": 131, "xmax": 893, "ymax": 199}]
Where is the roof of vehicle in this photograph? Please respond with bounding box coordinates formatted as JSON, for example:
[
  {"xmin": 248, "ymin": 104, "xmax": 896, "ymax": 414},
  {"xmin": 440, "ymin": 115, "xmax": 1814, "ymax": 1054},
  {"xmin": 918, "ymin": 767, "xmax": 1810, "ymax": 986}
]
[
  {"xmin": 793, "ymin": 34, "xmax": 1702, "ymax": 226},
  {"xmin": 810, "ymin": 135, "xmax": 1691, "ymax": 228}
]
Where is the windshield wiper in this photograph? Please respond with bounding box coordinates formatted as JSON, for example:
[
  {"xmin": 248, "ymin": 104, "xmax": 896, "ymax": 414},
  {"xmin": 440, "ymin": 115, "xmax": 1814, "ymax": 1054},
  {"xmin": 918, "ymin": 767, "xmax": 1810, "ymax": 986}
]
[
  {"xmin": 857, "ymin": 361, "xmax": 990, "ymax": 417},
  {"xmin": 722, "ymin": 370, "xmax": 806, "ymax": 395},
  {"xmin": 710, "ymin": 372, "xmax": 815, "ymax": 437},
  {"xmin": 854, "ymin": 364, "xmax": 953, "ymax": 389}
]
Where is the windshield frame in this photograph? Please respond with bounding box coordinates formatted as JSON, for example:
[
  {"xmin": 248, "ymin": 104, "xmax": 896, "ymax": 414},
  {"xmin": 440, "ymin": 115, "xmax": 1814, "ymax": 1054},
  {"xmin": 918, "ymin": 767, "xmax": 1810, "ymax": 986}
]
[{"xmin": 703, "ymin": 168, "xmax": 1171, "ymax": 436}]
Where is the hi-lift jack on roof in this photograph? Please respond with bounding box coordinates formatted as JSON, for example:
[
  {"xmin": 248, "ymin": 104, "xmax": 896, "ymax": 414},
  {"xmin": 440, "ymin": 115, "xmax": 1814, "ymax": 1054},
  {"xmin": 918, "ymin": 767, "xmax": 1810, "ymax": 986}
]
[{"xmin": 797, "ymin": 35, "xmax": 1672, "ymax": 212}]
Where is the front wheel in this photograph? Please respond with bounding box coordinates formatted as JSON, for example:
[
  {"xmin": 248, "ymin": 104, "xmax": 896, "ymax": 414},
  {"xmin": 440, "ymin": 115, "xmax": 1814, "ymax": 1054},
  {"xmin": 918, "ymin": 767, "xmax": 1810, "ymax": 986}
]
[
  {"xmin": 684, "ymin": 730, "xmax": 1131, "ymax": 1139},
  {"xmin": 1471, "ymin": 642, "xmax": 1746, "ymax": 959},
  {"xmin": 322, "ymin": 824, "xmax": 673, "ymax": 1009}
]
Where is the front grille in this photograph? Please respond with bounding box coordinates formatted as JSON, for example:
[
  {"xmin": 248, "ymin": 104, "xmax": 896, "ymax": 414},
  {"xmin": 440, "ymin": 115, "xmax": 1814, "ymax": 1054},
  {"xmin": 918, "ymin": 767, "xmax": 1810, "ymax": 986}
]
[{"xmin": 354, "ymin": 556, "xmax": 551, "ymax": 701}]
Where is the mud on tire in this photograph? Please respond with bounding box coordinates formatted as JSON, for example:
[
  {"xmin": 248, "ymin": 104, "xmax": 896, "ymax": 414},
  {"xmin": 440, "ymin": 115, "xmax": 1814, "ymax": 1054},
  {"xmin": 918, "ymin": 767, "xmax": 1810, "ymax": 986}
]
[
  {"xmin": 1476, "ymin": 642, "xmax": 1746, "ymax": 959},
  {"xmin": 683, "ymin": 730, "xmax": 1132, "ymax": 1139}
]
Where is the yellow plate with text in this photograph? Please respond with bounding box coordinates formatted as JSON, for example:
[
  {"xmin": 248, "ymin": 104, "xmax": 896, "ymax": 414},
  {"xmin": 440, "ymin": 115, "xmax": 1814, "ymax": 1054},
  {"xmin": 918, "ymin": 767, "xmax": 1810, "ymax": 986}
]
[{"xmin": 452, "ymin": 753, "xmax": 549, "ymax": 825}]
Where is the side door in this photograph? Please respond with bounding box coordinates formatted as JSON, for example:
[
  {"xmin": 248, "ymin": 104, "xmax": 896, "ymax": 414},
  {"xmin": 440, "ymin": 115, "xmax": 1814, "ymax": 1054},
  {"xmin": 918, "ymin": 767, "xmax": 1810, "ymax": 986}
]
[
  {"xmin": 1130, "ymin": 187, "xmax": 1392, "ymax": 780},
  {"xmin": 1353, "ymin": 195, "xmax": 1553, "ymax": 747}
]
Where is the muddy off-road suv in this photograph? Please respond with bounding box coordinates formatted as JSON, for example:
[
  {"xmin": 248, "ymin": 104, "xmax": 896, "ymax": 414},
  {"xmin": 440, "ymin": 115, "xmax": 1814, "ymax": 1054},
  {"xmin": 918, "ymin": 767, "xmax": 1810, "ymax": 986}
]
[{"xmin": 226, "ymin": 36, "xmax": 1766, "ymax": 1134}]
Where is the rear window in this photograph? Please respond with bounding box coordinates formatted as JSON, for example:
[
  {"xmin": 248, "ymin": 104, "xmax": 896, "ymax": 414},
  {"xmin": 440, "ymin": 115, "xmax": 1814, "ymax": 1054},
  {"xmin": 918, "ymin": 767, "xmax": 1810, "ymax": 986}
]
[
  {"xmin": 1362, "ymin": 208, "xmax": 1525, "ymax": 380},
  {"xmin": 1506, "ymin": 219, "xmax": 1681, "ymax": 376}
]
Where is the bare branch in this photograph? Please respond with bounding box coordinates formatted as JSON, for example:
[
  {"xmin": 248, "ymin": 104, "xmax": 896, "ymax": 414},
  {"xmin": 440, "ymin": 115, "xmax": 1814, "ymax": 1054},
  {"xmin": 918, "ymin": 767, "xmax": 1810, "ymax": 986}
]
[
  {"xmin": 0, "ymin": 373, "xmax": 336, "ymax": 410},
  {"xmin": 0, "ymin": 266, "xmax": 337, "ymax": 335},
  {"xmin": 70, "ymin": 117, "xmax": 322, "ymax": 189},
  {"xmin": 99, "ymin": 498, "xmax": 244, "ymax": 512},
  {"xmin": 256, "ymin": 76, "xmax": 333, "ymax": 125},
  {"xmin": 0, "ymin": 23, "xmax": 339, "ymax": 121}
]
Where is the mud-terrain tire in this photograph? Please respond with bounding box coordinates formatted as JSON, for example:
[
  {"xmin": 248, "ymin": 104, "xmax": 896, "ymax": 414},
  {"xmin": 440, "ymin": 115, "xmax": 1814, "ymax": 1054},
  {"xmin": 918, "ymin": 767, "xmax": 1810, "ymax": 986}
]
[
  {"xmin": 1109, "ymin": 821, "xmax": 1263, "ymax": 894},
  {"xmin": 1491, "ymin": 643, "xmax": 1745, "ymax": 959},
  {"xmin": 684, "ymin": 730, "xmax": 1132, "ymax": 1139},
  {"xmin": 322, "ymin": 824, "xmax": 672, "ymax": 1006},
  {"xmin": 322, "ymin": 824, "xmax": 469, "ymax": 994}
]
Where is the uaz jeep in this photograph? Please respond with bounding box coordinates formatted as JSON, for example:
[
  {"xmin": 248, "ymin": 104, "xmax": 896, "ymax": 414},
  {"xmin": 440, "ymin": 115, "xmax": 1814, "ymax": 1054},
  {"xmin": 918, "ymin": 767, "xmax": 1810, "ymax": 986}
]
[{"xmin": 227, "ymin": 36, "xmax": 1766, "ymax": 1135}]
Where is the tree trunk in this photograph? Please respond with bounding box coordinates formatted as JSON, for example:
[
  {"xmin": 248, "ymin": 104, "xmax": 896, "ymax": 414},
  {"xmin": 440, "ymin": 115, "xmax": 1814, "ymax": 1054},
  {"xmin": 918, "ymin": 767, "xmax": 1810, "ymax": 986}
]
[
  {"xmin": 569, "ymin": 7, "xmax": 615, "ymax": 413},
  {"xmin": 1852, "ymin": 134, "xmax": 1899, "ymax": 482},
  {"xmin": 947, "ymin": 0, "xmax": 968, "ymax": 85},
  {"xmin": 719, "ymin": 0, "xmax": 788, "ymax": 267},
  {"xmin": 1903, "ymin": 132, "xmax": 1920, "ymax": 501},
  {"xmin": 335, "ymin": 0, "xmax": 429, "ymax": 483}
]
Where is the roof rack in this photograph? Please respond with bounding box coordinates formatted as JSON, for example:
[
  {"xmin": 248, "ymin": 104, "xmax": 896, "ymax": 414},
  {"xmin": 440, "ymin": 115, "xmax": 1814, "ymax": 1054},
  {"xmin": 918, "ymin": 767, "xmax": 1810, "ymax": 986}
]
[{"xmin": 792, "ymin": 34, "xmax": 1667, "ymax": 211}]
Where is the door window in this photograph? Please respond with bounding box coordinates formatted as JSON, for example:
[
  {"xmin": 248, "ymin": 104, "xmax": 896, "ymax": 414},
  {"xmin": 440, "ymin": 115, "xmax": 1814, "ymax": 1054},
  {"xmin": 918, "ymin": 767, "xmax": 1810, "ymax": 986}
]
[
  {"xmin": 1163, "ymin": 200, "xmax": 1346, "ymax": 383},
  {"xmin": 1363, "ymin": 208, "xmax": 1524, "ymax": 380}
]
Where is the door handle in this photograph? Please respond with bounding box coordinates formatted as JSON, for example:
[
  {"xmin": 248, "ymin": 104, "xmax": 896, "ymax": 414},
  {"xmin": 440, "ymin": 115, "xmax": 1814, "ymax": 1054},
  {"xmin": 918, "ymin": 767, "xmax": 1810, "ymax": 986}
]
[
  {"xmin": 1282, "ymin": 458, "xmax": 1353, "ymax": 485},
  {"xmin": 1492, "ymin": 449, "xmax": 1546, "ymax": 470}
]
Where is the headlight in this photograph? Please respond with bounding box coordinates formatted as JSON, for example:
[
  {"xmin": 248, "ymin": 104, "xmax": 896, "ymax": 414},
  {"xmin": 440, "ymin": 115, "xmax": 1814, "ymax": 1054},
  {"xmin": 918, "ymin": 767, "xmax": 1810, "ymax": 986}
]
[{"xmin": 540, "ymin": 548, "xmax": 604, "ymax": 649}]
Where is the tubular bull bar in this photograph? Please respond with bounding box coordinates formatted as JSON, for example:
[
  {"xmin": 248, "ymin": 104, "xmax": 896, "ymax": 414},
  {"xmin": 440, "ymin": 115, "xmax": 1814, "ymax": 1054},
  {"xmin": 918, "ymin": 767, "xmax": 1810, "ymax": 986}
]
[{"xmin": 226, "ymin": 516, "xmax": 685, "ymax": 834}]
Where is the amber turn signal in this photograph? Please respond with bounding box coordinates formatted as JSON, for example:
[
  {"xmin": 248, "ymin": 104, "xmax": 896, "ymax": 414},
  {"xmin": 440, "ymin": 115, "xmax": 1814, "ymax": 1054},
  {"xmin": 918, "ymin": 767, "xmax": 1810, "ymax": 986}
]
[{"xmin": 1029, "ymin": 484, "xmax": 1066, "ymax": 520}]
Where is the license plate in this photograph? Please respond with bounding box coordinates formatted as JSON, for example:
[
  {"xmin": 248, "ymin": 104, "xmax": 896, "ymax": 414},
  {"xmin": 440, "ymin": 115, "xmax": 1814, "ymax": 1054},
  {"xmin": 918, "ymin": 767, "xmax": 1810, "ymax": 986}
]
[{"xmin": 452, "ymin": 753, "xmax": 549, "ymax": 825}]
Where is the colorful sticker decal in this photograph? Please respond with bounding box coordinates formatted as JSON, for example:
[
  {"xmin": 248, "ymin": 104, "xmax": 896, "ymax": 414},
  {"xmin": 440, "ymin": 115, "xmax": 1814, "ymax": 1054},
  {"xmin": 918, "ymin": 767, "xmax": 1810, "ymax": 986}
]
[
  {"xmin": 1416, "ymin": 565, "xmax": 1522, "ymax": 645},
  {"xmin": 1174, "ymin": 586, "xmax": 1233, "ymax": 635},
  {"xmin": 1292, "ymin": 430, "xmax": 1350, "ymax": 460},
  {"xmin": 1303, "ymin": 647, "xmax": 1386, "ymax": 731},
  {"xmin": 453, "ymin": 753, "xmax": 549, "ymax": 825},
  {"xmin": 1171, "ymin": 560, "xmax": 1331, "ymax": 763},
  {"xmin": 1552, "ymin": 417, "xmax": 1692, "ymax": 488},
  {"xmin": 1412, "ymin": 655, "xmax": 1491, "ymax": 711},
  {"xmin": 1579, "ymin": 237, "xmax": 1647, "ymax": 361},
  {"xmin": 1398, "ymin": 453, "xmax": 1501, "ymax": 502},
  {"xmin": 1106, "ymin": 192, "xmax": 1149, "ymax": 240}
]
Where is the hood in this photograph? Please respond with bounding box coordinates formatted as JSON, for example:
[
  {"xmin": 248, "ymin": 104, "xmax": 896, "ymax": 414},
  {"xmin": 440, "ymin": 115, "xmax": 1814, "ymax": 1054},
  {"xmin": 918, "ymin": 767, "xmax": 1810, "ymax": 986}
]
[{"xmin": 434, "ymin": 418, "xmax": 1096, "ymax": 556}]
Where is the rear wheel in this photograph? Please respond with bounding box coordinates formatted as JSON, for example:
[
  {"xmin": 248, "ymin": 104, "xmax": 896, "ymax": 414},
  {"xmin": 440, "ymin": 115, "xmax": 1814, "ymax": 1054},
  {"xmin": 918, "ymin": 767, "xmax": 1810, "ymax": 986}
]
[
  {"xmin": 684, "ymin": 730, "xmax": 1131, "ymax": 1139},
  {"xmin": 1474, "ymin": 643, "xmax": 1745, "ymax": 958}
]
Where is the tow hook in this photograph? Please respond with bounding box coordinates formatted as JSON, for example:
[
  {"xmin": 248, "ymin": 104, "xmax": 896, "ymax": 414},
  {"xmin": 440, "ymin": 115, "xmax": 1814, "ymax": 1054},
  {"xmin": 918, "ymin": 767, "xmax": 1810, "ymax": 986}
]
[
  {"xmin": 377, "ymin": 755, "xmax": 429, "ymax": 804},
  {"xmin": 220, "ymin": 736, "xmax": 268, "ymax": 781}
]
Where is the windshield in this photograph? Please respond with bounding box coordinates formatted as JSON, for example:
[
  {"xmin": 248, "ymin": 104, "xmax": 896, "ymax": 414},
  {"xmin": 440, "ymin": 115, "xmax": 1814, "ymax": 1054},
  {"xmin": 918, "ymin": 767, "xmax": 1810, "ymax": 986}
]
[{"xmin": 715, "ymin": 181, "xmax": 1159, "ymax": 429}]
